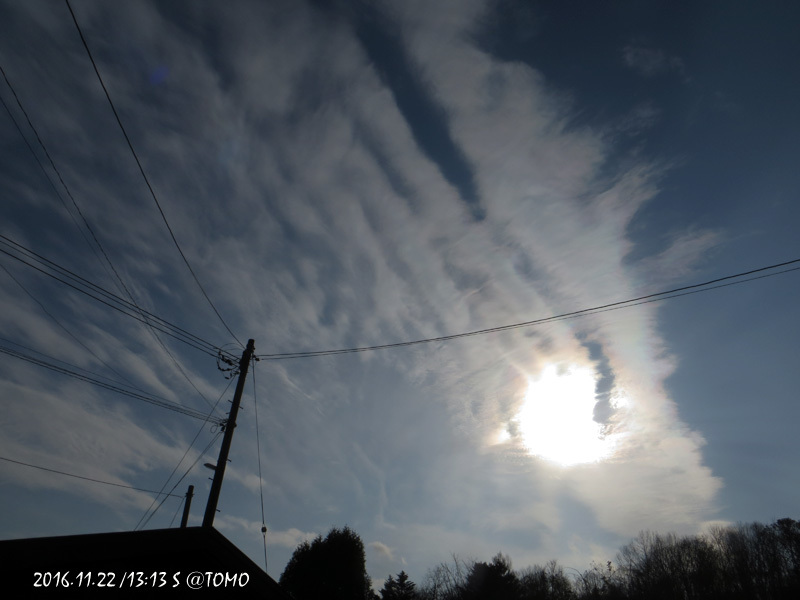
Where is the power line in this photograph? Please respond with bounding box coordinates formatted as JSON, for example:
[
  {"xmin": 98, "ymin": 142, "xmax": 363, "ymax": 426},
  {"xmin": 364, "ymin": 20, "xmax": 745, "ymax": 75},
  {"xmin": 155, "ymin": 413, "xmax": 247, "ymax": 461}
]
[
  {"xmin": 0, "ymin": 335, "xmax": 166, "ymax": 400},
  {"xmin": 0, "ymin": 63, "xmax": 123, "ymax": 291},
  {"xmin": 169, "ymin": 496, "xmax": 186, "ymax": 528},
  {"xmin": 0, "ymin": 455, "xmax": 182, "ymax": 498},
  {"xmin": 1, "ymin": 65, "xmax": 222, "ymax": 413},
  {"xmin": 0, "ymin": 233, "xmax": 237, "ymax": 362},
  {"xmin": 0, "ymin": 241, "xmax": 216, "ymax": 358},
  {"xmin": 137, "ymin": 431, "xmax": 223, "ymax": 530},
  {"xmin": 257, "ymin": 258, "xmax": 800, "ymax": 360},
  {"xmin": 135, "ymin": 377, "xmax": 234, "ymax": 531},
  {"xmin": 0, "ymin": 240, "xmax": 217, "ymax": 358},
  {"xmin": 1, "ymin": 263, "xmax": 149, "ymax": 394},
  {"xmin": 0, "ymin": 71, "xmax": 113, "ymax": 280},
  {"xmin": 64, "ymin": 0, "xmax": 244, "ymax": 349},
  {"xmin": 0, "ymin": 341, "xmax": 223, "ymax": 423},
  {"xmin": 1, "ymin": 62, "xmax": 177, "ymax": 348},
  {"xmin": 5, "ymin": 218, "xmax": 795, "ymax": 367},
  {"xmin": 0, "ymin": 342, "xmax": 225, "ymax": 424},
  {"xmin": 252, "ymin": 358, "xmax": 268, "ymax": 572}
]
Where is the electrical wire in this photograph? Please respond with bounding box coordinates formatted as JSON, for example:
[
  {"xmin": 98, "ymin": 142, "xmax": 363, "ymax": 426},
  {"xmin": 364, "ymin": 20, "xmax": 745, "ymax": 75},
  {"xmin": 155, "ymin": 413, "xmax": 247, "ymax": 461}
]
[
  {"xmin": 169, "ymin": 495, "xmax": 186, "ymax": 528},
  {"xmin": 252, "ymin": 358, "xmax": 268, "ymax": 572},
  {"xmin": 0, "ymin": 455, "xmax": 182, "ymax": 498},
  {"xmin": 0, "ymin": 342, "xmax": 225, "ymax": 424},
  {"xmin": 0, "ymin": 233, "xmax": 237, "ymax": 362},
  {"xmin": 0, "ymin": 243, "xmax": 210, "ymax": 356},
  {"xmin": 1, "ymin": 263, "xmax": 148, "ymax": 393},
  {"xmin": 0, "ymin": 241, "xmax": 215, "ymax": 357},
  {"xmin": 256, "ymin": 259, "xmax": 800, "ymax": 360},
  {"xmin": 137, "ymin": 431, "xmax": 222, "ymax": 530},
  {"xmin": 1, "ymin": 64, "xmax": 228, "ymax": 412},
  {"xmin": 4, "ymin": 211, "xmax": 796, "ymax": 371},
  {"xmin": 0, "ymin": 72, "xmax": 113, "ymax": 281},
  {"xmin": 65, "ymin": 0, "xmax": 243, "ymax": 349},
  {"xmin": 139, "ymin": 344, "xmax": 254, "ymax": 530},
  {"xmin": 0, "ymin": 335, "xmax": 167, "ymax": 399},
  {"xmin": 0, "ymin": 64, "xmax": 123, "ymax": 293},
  {"xmin": 134, "ymin": 377, "xmax": 234, "ymax": 531}
]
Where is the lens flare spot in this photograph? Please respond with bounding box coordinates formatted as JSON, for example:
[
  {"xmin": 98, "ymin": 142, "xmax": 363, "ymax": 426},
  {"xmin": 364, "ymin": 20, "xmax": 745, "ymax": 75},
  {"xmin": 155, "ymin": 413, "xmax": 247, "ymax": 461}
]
[{"xmin": 149, "ymin": 65, "xmax": 169, "ymax": 85}]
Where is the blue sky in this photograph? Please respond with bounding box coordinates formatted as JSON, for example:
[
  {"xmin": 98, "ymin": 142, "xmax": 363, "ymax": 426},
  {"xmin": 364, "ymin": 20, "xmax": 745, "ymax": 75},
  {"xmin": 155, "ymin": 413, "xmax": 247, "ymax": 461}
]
[{"xmin": 1, "ymin": 0, "xmax": 798, "ymax": 588}]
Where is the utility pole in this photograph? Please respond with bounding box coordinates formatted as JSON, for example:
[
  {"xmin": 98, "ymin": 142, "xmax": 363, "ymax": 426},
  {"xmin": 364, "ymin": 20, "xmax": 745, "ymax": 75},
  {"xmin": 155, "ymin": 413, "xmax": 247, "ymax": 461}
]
[
  {"xmin": 180, "ymin": 484, "xmax": 194, "ymax": 528},
  {"xmin": 203, "ymin": 338, "xmax": 255, "ymax": 528}
]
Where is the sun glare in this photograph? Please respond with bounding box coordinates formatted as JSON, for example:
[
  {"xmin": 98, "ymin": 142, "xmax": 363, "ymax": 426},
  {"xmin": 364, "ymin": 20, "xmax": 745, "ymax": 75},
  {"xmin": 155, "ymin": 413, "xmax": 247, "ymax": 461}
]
[{"xmin": 514, "ymin": 364, "xmax": 613, "ymax": 466}]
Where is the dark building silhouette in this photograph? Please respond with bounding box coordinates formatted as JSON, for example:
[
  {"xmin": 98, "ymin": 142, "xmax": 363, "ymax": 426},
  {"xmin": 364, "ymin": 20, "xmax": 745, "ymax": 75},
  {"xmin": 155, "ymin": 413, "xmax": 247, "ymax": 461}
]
[{"xmin": 0, "ymin": 526, "xmax": 291, "ymax": 597}]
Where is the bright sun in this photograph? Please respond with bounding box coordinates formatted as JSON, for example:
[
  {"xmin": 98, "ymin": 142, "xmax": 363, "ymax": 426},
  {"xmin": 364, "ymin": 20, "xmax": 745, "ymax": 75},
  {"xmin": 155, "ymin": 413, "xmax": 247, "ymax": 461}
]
[{"xmin": 513, "ymin": 364, "xmax": 614, "ymax": 466}]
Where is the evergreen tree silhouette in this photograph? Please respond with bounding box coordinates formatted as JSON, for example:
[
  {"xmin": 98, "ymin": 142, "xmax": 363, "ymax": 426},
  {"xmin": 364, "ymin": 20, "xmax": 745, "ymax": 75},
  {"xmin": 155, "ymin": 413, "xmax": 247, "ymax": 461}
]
[
  {"xmin": 381, "ymin": 570, "xmax": 419, "ymax": 599},
  {"xmin": 280, "ymin": 526, "xmax": 374, "ymax": 600}
]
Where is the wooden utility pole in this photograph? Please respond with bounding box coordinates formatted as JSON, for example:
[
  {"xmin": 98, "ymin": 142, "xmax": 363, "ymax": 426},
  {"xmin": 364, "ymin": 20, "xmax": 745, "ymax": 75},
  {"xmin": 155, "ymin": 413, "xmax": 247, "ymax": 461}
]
[
  {"xmin": 202, "ymin": 338, "xmax": 255, "ymax": 528},
  {"xmin": 180, "ymin": 484, "xmax": 194, "ymax": 528}
]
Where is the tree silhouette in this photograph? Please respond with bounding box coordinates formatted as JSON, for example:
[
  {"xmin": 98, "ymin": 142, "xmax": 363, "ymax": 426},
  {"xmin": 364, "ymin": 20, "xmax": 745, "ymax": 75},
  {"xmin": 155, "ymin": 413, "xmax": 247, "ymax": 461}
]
[
  {"xmin": 610, "ymin": 520, "xmax": 800, "ymax": 599},
  {"xmin": 381, "ymin": 570, "xmax": 419, "ymax": 599},
  {"xmin": 518, "ymin": 560, "xmax": 573, "ymax": 600},
  {"xmin": 418, "ymin": 554, "xmax": 469, "ymax": 600},
  {"xmin": 573, "ymin": 561, "xmax": 625, "ymax": 600},
  {"xmin": 278, "ymin": 518, "xmax": 800, "ymax": 600},
  {"xmin": 280, "ymin": 526, "xmax": 374, "ymax": 600},
  {"xmin": 462, "ymin": 553, "xmax": 521, "ymax": 600}
]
